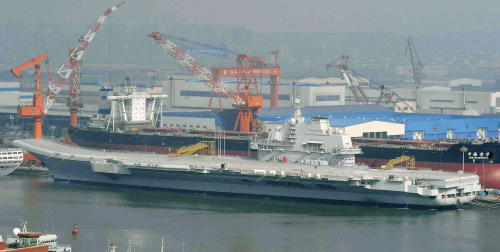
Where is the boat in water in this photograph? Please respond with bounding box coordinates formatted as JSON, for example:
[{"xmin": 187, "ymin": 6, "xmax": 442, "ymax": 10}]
[
  {"xmin": 4, "ymin": 220, "xmax": 71, "ymax": 252},
  {"xmin": 14, "ymin": 101, "xmax": 482, "ymax": 209},
  {"xmin": 0, "ymin": 148, "xmax": 23, "ymax": 176}
]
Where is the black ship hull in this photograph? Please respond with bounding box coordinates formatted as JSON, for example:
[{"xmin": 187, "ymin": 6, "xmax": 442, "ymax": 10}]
[
  {"xmin": 357, "ymin": 143, "xmax": 500, "ymax": 189},
  {"xmin": 68, "ymin": 127, "xmax": 257, "ymax": 158}
]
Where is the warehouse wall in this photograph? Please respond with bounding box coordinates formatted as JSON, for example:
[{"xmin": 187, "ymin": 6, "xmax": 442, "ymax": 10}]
[
  {"xmin": 162, "ymin": 116, "xmax": 216, "ymax": 130},
  {"xmin": 162, "ymin": 80, "xmax": 345, "ymax": 109},
  {"xmin": 339, "ymin": 121, "xmax": 405, "ymax": 138},
  {"xmin": 346, "ymin": 85, "xmax": 500, "ymax": 115},
  {"xmin": 0, "ymin": 82, "xmax": 20, "ymax": 106}
]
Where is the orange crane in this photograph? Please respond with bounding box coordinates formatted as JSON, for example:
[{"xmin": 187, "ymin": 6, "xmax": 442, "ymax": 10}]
[
  {"xmin": 10, "ymin": 54, "xmax": 50, "ymax": 139},
  {"xmin": 148, "ymin": 32, "xmax": 263, "ymax": 132},
  {"xmin": 234, "ymin": 54, "xmax": 262, "ymax": 132},
  {"xmin": 211, "ymin": 53, "xmax": 281, "ymax": 108},
  {"xmin": 10, "ymin": 2, "xmax": 124, "ymax": 138}
]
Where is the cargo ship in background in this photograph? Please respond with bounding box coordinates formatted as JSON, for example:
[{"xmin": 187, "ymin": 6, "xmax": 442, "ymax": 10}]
[
  {"xmin": 353, "ymin": 138, "xmax": 500, "ymax": 189},
  {"xmin": 69, "ymin": 126, "xmax": 258, "ymax": 157},
  {"xmin": 67, "ymin": 78, "xmax": 258, "ymax": 158}
]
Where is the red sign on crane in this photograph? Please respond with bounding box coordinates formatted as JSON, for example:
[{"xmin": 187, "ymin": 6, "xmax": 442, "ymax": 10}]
[{"xmin": 211, "ymin": 52, "xmax": 281, "ymax": 107}]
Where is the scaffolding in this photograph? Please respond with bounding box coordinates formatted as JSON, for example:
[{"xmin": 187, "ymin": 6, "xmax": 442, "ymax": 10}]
[
  {"xmin": 175, "ymin": 141, "xmax": 215, "ymax": 156},
  {"xmin": 382, "ymin": 155, "xmax": 415, "ymax": 170}
]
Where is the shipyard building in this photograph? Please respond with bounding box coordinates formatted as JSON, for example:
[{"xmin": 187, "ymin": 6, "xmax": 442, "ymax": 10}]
[
  {"xmin": 160, "ymin": 78, "xmax": 346, "ymax": 109},
  {"xmin": 162, "ymin": 104, "xmax": 500, "ymax": 142},
  {"xmin": 3, "ymin": 75, "xmax": 500, "ymax": 142}
]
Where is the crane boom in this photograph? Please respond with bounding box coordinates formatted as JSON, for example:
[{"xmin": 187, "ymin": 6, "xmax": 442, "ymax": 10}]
[
  {"xmin": 43, "ymin": 1, "xmax": 125, "ymax": 114},
  {"xmin": 10, "ymin": 54, "xmax": 49, "ymax": 139},
  {"xmin": 404, "ymin": 36, "xmax": 424, "ymax": 85},
  {"xmin": 334, "ymin": 55, "xmax": 370, "ymax": 104},
  {"xmin": 147, "ymin": 32, "xmax": 245, "ymax": 106},
  {"xmin": 10, "ymin": 54, "xmax": 48, "ymax": 79}
]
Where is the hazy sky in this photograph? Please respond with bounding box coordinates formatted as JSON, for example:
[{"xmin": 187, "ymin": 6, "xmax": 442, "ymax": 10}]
[{"xmin": 1, "ymin": 0, "xmax": 499, "ymax": 35}]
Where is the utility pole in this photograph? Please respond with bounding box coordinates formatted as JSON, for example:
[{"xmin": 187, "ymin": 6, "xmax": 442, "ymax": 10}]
[{"xmin": 460, "ymin": 146, "xmax": 468, "ymax": 173}]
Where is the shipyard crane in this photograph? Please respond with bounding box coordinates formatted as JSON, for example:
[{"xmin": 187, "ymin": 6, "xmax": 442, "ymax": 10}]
[
  {"xmin": 404, "ymin": 36, "xmax": 425, "ymax": 85},
  {"xmin": 163, "ymin": 34, "xmax": 281, "ymax": 109},
  {"xmin": 10, "ymin": 54, "xmax": 50, "ymax": 139},
  {"xmin": 327, "ymin": 55, "xmax": 370, "ymax": 104},
  {"xmin": 148, "ymin": 32, "xmax": 263, "ymax": 132},
  {"xmin": 11, "ymin": 1, "xmax": 124, "ymax": 138},
  {"xmin": 67, "ymin": 37, "xmax": 85, "ymax": 126},
  {"xmin": 327, "ymin": 55, "xmax": 417, "ymax": 113},
  {"xmin": 234, "ymin": 54, "xmax": 263, "ymax": 132},
  {"xmin": 268, "ymin": 51, "xmax": 280, "ymax": 66}
]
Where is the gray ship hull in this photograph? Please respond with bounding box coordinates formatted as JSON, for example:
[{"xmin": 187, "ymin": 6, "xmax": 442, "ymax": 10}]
[
  {"xmin": 25, "ymin": 153, "xmax": 477, "ymax": 209},
  {"xmin": 15, "ymin": 139, "xmax": 481, "ymax": 209}
]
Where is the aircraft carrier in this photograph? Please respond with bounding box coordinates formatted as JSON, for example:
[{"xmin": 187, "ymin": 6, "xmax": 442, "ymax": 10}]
[
  {"xmin": 13, "ymin": 138, "xmax": 482, "ymax": 209},
  {"xmin": 14, "ymin": 102, "xmax": 482, "ymax": 209}
]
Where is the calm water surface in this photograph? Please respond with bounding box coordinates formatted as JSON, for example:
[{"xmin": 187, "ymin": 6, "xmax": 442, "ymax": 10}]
[{"xmin": 0, "ymin": 174, "xmax": 499, "ymax": 252}]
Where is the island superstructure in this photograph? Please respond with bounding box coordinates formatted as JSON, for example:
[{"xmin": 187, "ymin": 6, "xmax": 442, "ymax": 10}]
[{"xmin": 257, "ymin": 98, "xmax": 361, "ymax": 166}]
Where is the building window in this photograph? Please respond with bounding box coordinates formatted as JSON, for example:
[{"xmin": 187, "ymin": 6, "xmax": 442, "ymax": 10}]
[
  {"xmin": 203, "ymin": 126, "xmax": 207, "ymax": 128},
  {"xmin": 316, "ymin": 95, "xmax": 340, "ymax": 102},
  {"xmin": 196, "ymin": 125, "xmax": 200, "ymax": 128},
  {"xmin": 430, "ymin": 99, "xmax": 453, "ymax": 103},
  {"xmin": 180, "ymin": 90, "xmax": 290, "ymax": 101},
  {"xmin": 363, "ymin": 131, "xmax": 388, "ymax": 139},
  {"xmin": 262, "ymin": 94, "xmax": 290, "ymax": 101},
  {"xmin": 180, "ymin": 90, "xmax": 215, "ymax": 97}
]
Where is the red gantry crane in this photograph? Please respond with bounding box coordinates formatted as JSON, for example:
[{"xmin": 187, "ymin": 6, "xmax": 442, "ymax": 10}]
[
  {"xmin": 148, "ymin": 32, "xmax": 263, "ymax": 132},
  {"xmin": 11, "ymin": 2, "xmax": 124, "ymax": 138},
  {"xmin": 211, "ymin": 52, "xmax": 281, "ymax": 108}
]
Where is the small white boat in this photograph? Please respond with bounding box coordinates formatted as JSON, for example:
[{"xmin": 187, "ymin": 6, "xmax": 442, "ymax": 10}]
[
  {"xmin": 6, "ymin": 220, "xmax": 71, "ymax": 252},
  {"xmin": 0, "ymin": 148, "xmax": 23, "ymax": 176}
]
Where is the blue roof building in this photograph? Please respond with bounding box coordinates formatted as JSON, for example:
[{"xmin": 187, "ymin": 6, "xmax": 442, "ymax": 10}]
[{"xmin": 162, "ymin": 104, "xmax": 500, "ymax": 140}]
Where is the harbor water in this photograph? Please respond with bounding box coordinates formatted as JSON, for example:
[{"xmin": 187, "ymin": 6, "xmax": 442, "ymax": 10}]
[{"xmin": 1, "ymin": 174, "xmax": 499, "ymax": 252}]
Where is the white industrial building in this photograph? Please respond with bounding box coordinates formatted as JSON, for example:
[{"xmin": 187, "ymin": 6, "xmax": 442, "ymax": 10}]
[
  {"xmin": 449, "ymin": 78, "xmax": 482, "ymax": 88},
  {"xmin": 332, "ymin": 120, "xmax": 405, "ymax": 139},
  {"xmin": 345, "ymin": 84, "xmax": 500, "ymax": 115},
  {"xmin": 266, "ymin": 118, "xmax": 405, "ymax": 139},
  {"xmin": 0, "ymin": 82, "xmax": 21, "ymax": 106},
  {"xmin": 161, "ymin": 113, "xmax": 217, "ymax": 130},
  {"xmin": 161, "ymin": 78, "xmax": 346, "ymax": 110}
]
